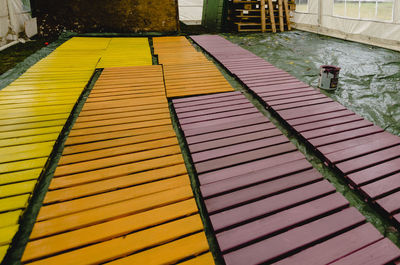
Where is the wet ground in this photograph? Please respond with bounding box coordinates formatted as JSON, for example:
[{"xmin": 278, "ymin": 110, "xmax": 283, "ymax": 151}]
[{"xmin": 222, "ymin": 31, "xmax": 400, "ymax": 136}]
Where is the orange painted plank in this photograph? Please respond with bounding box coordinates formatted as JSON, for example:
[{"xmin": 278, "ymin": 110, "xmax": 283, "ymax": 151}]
[
  {"xmin": 23, "ymin": 199, "xmax": 199, "ymax": 262},
  {"xmin": 25, "ymin": 215, "xmax": 204, "ymax": 265},
  {"xmin": 31, "ymin": 185, "xmax": 194, "ymax": 239}
]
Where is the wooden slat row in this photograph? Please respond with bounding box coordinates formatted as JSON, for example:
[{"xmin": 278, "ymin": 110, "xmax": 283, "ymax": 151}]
[
  {"xmin": 172, "ymin": 91, "xmax": 400, "ymax": 265},
  {"xmin": 0, "ymin": 37, "xmax": 112, "ymax": 262},
  {"xmin": 191, "ymin": 34, "xmax": 400, "ymax": 230},
  {"xmin": 153, "ymin": 36, "xmax": 234, "ymax": 98},
  {"xmin": 21, "ymin": 65, "xmax": 214, "ymax": 265},
  {"xmin": 96, "ymin": 38, "xmax": 152, "ymax": 68}
]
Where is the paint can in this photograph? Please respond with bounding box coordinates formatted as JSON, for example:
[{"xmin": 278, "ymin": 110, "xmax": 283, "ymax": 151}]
[{"xmin": 318, "ymin": 65, "xmax": 341, "ymax": 90}]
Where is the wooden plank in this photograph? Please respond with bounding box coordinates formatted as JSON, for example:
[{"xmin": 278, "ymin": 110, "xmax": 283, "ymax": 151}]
[
  {"xmin": 278, "ymin": 0, "xmax": 284, "ymax": 31},
  {"xmin": 283, "ymin": 0, "xmax": 292, "ymax": 30},
  {"xmin": 260, "ymin": 0, "xmax": 266, "ymax": 32},
  {"xmin": 223, "ymin": 208, "xmax": 365, "ymax": 265},
  {"xmin": 330, "ymin": 238, "xmax": 400, "ymax": 265}
]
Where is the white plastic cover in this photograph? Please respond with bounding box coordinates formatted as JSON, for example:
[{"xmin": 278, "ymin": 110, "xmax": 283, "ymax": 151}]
[
  {"xmin": 0, "ymin": 0, "xmax": 32, "ymax": 47},
  {"xmin": 293, "ymin": 0, "xmax": 400, "ymax": 51},
  {"xmin": 178, "ymin": 0, "xmax": 203, "ymax": 23}
]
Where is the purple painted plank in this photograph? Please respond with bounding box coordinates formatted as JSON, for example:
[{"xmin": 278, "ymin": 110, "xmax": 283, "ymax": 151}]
[
  {"xmin": 250, "ymin": 82, "xmax": 310, "ymax": 93},
  {"xmin": 273, "ymin": 97, "xmax": 334, "ymax": 111},
  {"xmin": 278, "ymin": 102, "xmax": 347, "ymax": 120},
  {"xmin": 198, "ymin": 152, "xmax": 305, "ymax": 185},
  {"xmin": 302, "ymin": 120, "xmax": 373, "ymax": 140},
  {"xmin": 200, "ymin": 158, "xmax": 313, "ymax": 198},
  {"xmin": 309, "ymin": 126, "xmax": 384, "ymax": 147},
  {"xmin": 336, "ymin": 145, "xmax": 400, "ymax": 174},
  {"xmin": 179, "ymin": 107, "xmax": 260, "ymax": 125},
  {"xmin": 217, "ymin": 193, "xmax": 349, "ymax": 252},
  {"xmin": 376, "ymin": 191, "xmax": 400, "ymax": 213},
  {"xmin": 222, "ymin": 208, "xmax": 365, "ymax": 265},
  {"xmin": 325, "ymin": 137, "xmax": 400, "ymax": 164},
  {"xmin": 288, "ymin": 109, "xmax": 355, "ymax": 126},
  {"xmin": 189, "ymin": 128, "xmax": 282, "ymax": 153},
  {"xmin": 191, "ymin": 135, "xmax": 289, "ymax": 163},
  {"xmin": 258, "ymin": 88, "xmax": 319, "ymax": 100},
  {"xmin": 330, "ymin": 238, "xmax": 400, "ymax": 265},
  {"xmin": 294, "ymin": 114, "xmax": 363, "ymax": 133},
  {"xmin": 186, "ymin": 122, "xmax": 276, "ymax": 145},
  {"xmin": 175, "ymin": 99, "xmax": 254, "ymax": 117},
  {"xmin": 205, "ymin": 171, "xmax": 325, "ymax": 214},
  {"xmin": 361, "ymin": 172, "xmax": 400, "ymax": 198},
  {"xmin": 209, "ymin": 180, "xmax": 334, "ymax": 231},
  {"xmin": 181, "ymin": 112, "xmax": 265, "ymax": 132},
  {"xmin": 266, "ymin": 92, "xmax": 327, "ymax": 105},
  {"xmin": 274, "ymin": 223, "xmax": 383, "ymax": 265},
  {"xmin": 173, "ymin": 92, "xmax": 243, "ymax": 108},
  {"xmin": 195, "ymin": 142, "xmax": 297, "ymax": 173}
]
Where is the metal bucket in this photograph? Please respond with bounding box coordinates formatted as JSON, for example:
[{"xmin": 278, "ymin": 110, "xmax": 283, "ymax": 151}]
[{"xmin": 318, "ymin": 65, "xmax": 341, "ymax": 90}]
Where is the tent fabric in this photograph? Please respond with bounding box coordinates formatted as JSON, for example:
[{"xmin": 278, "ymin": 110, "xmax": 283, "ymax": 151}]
[
  {"xmin": 178, "ymin": 0, "xmax": 203, "ymax": 22},
  {"xmin": 0, "ymin": 0, "xmax": 32, "ymax": 47},
  {"xmin": 293, "ymin": 0, "xmax": 400, "ymax": 52}
]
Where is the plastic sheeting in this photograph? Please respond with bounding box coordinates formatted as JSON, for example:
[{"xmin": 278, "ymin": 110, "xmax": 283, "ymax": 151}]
[
  {"xmin": 221, "ymin": 31, "xmax": 400, "ymax": 136},
  {"xmin": 292, "ymin": 0, "xmax": 400, "ymax": 52},
  {"xmin": 178, "ymin": 0, "xmax": 203, "ymax": 22},
  {"xmin": 0, "ymin": 0, "xmax": 31, "ymax": 46}
]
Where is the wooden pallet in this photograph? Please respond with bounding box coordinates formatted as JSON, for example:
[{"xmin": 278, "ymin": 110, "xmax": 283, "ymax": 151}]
[
  {"xmin": 172, "ymin": 90, "xmax": 400, "ymax": 264},
  {"xmin": 191, "ymin": 34, "xmax": 400, "ymax": 241},
  {"xmin": 229, "ymin": 0, "xmax": 294, "ymax": 32},
  {"xmin": 21, "ymin": 65, "xmax": 215, "ymax": 265}
]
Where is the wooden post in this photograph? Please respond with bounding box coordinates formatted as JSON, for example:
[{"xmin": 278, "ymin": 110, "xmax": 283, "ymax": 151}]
[
  {"xmin": 260, "ymin": 0, "xmax": 266, "ymax": 32},
  {"xmin": 278, "ymin": 0, "xmax": 284, "ymax": 32},
  {"xmin": 283, "ymin": 0, "xmax": 292, "ymax": 31},
  {"xmin": 267, "ymin": 0, "xmax": 276, "ymax": 33}
]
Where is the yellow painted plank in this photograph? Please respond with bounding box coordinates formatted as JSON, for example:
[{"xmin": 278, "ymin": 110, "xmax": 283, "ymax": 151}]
[
  {"xmin": 0, "ymin": 126, "xmax": 63, "ymax": 140},
  {"xmin": 0, "ymin": 169, "xmax": 42, "ymax": 186},
  {"xmin": 26, "ymin": 215, "xmax": 204, "ymax": 265},
  {"xmin": 0, "ymin": 194, "xmax": 30, "ymax": 212},
  {"xmin": 0, "ymin": 133, "xmax": 59, "ymax": 148},
  {"xmin": 108, "ymin": 232, "xmax": 210, "ymax": 265},
  {"xmin": 0, "ymin": 225, "xmax": 19, "ymax": 246},
  {"xmin": 0, "ymin": 180, "xmax": 36, "ymax": 198},
  {"xmin": 0, "ymin": 245, "xmax": 8, "ymax": 263},
  {"xmin": 0, "ymin": 113, "xmax": 69, "ymax": 126},
  {"xmin": 0, "ymin": 211, "xmax": 22, "ymax": 228},
  {"xmin": 23, "ymin": 199, "xmax": 198, "ymax": 262},
  {"xmin": 0, "ymin": 157, "xmax": 47, "ymax": 173}
]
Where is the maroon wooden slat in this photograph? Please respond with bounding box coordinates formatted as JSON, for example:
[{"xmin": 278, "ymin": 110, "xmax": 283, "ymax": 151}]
[
  {"xmin": 209, "ymin": 179, "xmax": 334, "ymax": 231},
  {"xmin": 293, "ymin": 114, "xmax": 364, "ymax": 133},
  {"xmin": 266, "ymin": 93, "xmax": 328, "ymax": 106},
  {"xmin": 361, "ymin": 172, "xmax": 400, "ymax": 199},
  {"xmin": 217, "ymin": 193, "xmax": 349, "ymax": 252},
  {"xmin": 330, "ymin": 238, "xmax": 400, "ymax": 265},
  {"xmin": 186, "ymin": 123, "xmax": 276, "ymax": 145},
  {"xmin": 278, "ymin": 102, "xmax": 347, "ymax": 120},
  {"xmin": 175, "ymin": 99, "xmax": 254, "ymax": 117},
  {"xmin": 179, "ymin": 107, "xmax": 260, "ymax": 125},
  {"xmin": 273, "ymin": 97, "xmax": 334, "ymax": 111},
  {"xmin": 198, "ymin": 152, "xmax": 306, "ymax": 185},
  {"xmin": 195, "ymin": 143, "xmax": 297, "ymax": 173},
  {"xmin": 274, "ymin": 223, "xmax": 383, "ymax": 265},
  {"xmin": 189, "ymin": 128, "xmax": 282, "ymax": 153},
  {"xmin": 376, "ymin": 191, "xmax": 400, "ymax": 214},
  {"xmin": 336, "ymin": 145, "xmax": 400, "ymax": 175},
  {"xmin": 191, "ymin": 135, "xmax": 289, "ymax": 163},
  {"xmin": 222, "ymin": 208, "xmax": 365, "ymax": 265},
  {"xmin": 200, "ymin": 158, "xmax": 313, "ymax": 198},
  {"xmin": 182, "ymin": 115, "xmax": 269, "ymax": 136}
]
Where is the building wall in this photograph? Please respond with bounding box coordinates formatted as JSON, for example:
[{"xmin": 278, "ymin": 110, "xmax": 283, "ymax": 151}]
[
  {"xmin": 293, "ymin": 0, "xmax": 400, "ymax": 52},
  {"xmin": 32, "ymin": 0, "xmax": 179, "ymax": 36}
]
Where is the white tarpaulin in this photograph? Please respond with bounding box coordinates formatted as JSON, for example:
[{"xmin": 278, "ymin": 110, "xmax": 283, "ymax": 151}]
[
  {"xmin": 178, "ymin": 0, "xmax": 203, "ymax": 23},
  {"xmin": 0, "ymin": 0, "xmax": 32, "ymax": 47},
  {"xmin": 293, "ymin": 0, "xmax": 400, "ymax": 51}
]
